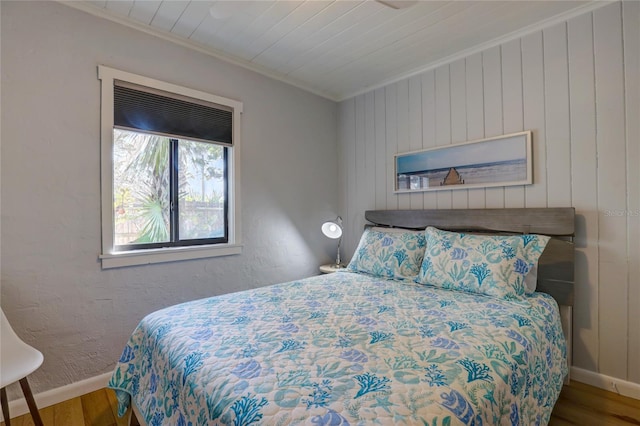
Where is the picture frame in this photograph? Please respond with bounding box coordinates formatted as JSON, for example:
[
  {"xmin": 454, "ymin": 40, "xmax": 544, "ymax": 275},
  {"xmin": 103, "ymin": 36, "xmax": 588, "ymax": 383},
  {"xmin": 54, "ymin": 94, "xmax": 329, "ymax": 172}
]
[{"xmin": 394, "ymin": 130, "xmax": 532, "ymax": 193}]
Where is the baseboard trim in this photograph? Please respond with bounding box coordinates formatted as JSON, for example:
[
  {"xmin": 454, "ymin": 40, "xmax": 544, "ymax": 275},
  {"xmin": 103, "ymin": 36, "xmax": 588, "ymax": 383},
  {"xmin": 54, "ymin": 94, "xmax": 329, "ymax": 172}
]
[
  {"xmin": 3, "ymin": 368, "xmax": 637, "ymax": 421},
  {"xmin": 1, "ymin": 372, "xmax": 112, "ymax": 421},
  {"xmin": 571, "ymin": 366, "xmax": 640, "ymax": 400}
]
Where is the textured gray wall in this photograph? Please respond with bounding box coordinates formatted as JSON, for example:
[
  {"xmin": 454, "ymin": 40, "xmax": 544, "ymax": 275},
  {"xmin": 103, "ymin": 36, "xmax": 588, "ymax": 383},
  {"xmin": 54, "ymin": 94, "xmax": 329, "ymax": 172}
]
[{"xmin": 0, "ymin": 1, "xmax": 338, "ymax": 394}]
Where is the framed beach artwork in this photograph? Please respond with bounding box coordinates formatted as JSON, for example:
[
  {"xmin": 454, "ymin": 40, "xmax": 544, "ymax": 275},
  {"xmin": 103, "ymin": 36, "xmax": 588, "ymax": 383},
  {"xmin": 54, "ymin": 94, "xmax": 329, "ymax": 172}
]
[{"xmin": 394, "ymin": 131, "xmax": 532, "ymax": 193}]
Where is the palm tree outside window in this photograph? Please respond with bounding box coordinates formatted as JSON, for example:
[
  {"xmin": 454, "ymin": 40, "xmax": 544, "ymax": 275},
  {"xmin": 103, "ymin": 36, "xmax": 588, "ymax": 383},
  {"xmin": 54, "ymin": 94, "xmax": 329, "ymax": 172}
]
[
  {"xmin": 113, "ymin": 129, "xmax": 228, "ymax": 250},
  {"xmin": 98, "ymin": 66, "xmax": 242, "ymax": 268}
]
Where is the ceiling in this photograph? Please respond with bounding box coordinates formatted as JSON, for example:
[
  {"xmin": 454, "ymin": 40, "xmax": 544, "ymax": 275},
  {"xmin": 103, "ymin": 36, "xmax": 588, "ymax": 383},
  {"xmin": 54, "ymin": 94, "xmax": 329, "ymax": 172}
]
[{"xmin": 67, "ymin": 0, "xmax": 603, "ymax": 101}]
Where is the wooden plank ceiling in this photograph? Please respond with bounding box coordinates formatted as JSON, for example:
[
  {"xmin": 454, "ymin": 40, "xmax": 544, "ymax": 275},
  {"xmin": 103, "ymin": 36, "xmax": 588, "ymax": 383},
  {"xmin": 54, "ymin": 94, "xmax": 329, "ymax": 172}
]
[{"xmin": 80, "ymin": 0, "xmax": 595, "ymax": 101}]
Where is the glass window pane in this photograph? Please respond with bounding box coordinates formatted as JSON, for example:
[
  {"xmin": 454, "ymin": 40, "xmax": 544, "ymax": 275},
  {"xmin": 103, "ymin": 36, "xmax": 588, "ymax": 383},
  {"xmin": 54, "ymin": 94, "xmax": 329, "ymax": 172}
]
[
  {"xmin": 113, "ymin": 129, "xmax": 170, "ymax": 246},
  {"xmin": 178, "ymin": 140, "xmax": 226, "ymax": 240}
]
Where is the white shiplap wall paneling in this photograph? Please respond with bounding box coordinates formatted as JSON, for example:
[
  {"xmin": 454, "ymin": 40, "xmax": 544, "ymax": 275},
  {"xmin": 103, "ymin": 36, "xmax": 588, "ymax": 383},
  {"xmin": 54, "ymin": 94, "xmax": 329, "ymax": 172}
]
[
  {"xmin": 337, "ymin": 100, "xmax": 349, "ymax": 258},
  {"xmin": 355, "ymin": 95, "xmax": 368, "ymax": 244},
  {"xmin": 567, "ymin": 11, "xmax": 599, "ymax": 372},
  {"xmin": 338, "ymin": 99, "xmax": 351, "ymax": 265},
  {"xmin": 374, "ymin": 88, "xmax": 387, "ymax": 210},
  {"xmin": 465, "ymin": 53, "xmax": 486, "ymax": 141},
  {"xmin": 483, "ymin": 46, "xmax": 505, "ymax": 209},
  {"xmin": 594, "ymin": 2, "xmax": 629, "ymax": 380},
  {"xmin": 450, "ymin": 59, "xmax": 469, "ymax": 210},
  {"xmin": 481, "ymin": 47, "xmax": 503, "ymax": 137},
  {"xmin": 502, "ymin": 39, "xmax": 526, "ymax": 208},
  {"xmin": 342, "ymin": 98, "xmax": 357, "ymax": 257},
  {"xmin": 521, "ymin": 31, "xmax": 547, "ymax": 208},
  {"xmin": 409, "ymin": 76, "xmax": 424, "ymax": 210},
  {"xmin": 543, "ymin": 23, "xmax": 572, "ymax": 208},
  {"xmin": 385, "ymin": 84, "xmax": 398, "ymax": 211},
  {"xmin": 465, "ymin": 53, "xmax": 486, "ymax": 208},
  {"xmin": 338, "ymin": 2, "xmax": 639, "ymax": 386},
  {"xmin": 435, "ymin": 65, "xmax": 452, "ymax": 210},
  {"xmin": 396, "ymin": 80, "xmax": 411, "ymax": 210},
  {"xmin": 450, "ymin": 59, "xmax": 467, "ymax": 145},
  {"xmin": 421, "ymin": 70, "xmax": 438, "ymax": 210},
  {"xmin": 365, "ymin": 91, "xmax": 377, "ymax": 215},
  {"xmin": 623, "ymin": 0, "xmax": 640, "ymax": 384}
]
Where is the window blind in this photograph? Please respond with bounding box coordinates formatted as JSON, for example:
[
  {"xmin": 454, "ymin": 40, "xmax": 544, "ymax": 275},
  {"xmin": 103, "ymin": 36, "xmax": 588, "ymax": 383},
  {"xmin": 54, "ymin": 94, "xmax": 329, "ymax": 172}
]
[{"xmin": 114, "ymin": 82, "xmax": 233, "ymax": 145}]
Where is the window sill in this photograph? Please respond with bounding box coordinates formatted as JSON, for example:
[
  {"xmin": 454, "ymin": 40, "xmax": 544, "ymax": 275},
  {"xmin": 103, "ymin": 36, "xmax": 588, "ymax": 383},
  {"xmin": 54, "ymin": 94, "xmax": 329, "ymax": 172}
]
[{"xmin": 100, "ymin": 243, "xmax": 242, "ymax": 269}]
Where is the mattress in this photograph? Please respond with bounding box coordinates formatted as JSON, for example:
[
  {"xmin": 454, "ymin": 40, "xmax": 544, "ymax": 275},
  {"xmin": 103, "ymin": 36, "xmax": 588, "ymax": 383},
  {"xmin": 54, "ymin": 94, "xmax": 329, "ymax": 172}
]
[{"xmin": 108, "ymin": 271, "xmax": 567, "ymax": 425}]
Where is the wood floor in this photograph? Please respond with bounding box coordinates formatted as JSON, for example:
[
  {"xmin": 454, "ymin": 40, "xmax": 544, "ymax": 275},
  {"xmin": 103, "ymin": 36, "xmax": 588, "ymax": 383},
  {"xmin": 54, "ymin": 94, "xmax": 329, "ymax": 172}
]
[
  {"xmin": 550, "ymin": 381, "xmax": 640, "ymax": 425},
  {"xmin": 2, "ymin": 381, "xmax": 639, "ymax": 425},
  {"xmin": 0, "ymin": 388, "xmax": 131, "ymax": 426}
]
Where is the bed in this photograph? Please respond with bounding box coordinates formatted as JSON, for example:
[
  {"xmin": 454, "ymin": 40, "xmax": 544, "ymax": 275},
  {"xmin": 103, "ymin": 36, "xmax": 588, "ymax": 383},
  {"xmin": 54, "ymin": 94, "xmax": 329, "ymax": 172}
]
[{"xmin": 109, "ymin": 208, "xmax": 575, "ymax": 426}]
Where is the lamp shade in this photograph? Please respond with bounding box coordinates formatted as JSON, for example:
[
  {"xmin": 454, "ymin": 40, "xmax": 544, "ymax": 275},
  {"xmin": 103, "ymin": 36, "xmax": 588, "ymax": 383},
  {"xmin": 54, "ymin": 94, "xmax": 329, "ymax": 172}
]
[{"xmin": 321, "ymin": 219, "xmax": 343, "ymax": 239}]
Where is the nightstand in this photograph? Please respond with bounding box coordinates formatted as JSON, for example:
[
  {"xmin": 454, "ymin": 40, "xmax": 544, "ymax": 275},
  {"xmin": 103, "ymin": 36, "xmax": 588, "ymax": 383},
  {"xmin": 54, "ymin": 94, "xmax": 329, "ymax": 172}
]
[{"xmin": 319, "ymin": 264, "xmax": 346, "ymax": 274}]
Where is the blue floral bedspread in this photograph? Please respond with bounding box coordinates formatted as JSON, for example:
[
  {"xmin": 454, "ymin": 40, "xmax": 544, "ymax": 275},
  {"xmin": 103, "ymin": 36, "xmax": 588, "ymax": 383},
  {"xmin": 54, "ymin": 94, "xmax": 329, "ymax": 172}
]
[{"xmin": 108, "ymin": 272, "xmax": 567, "ymax": 426}]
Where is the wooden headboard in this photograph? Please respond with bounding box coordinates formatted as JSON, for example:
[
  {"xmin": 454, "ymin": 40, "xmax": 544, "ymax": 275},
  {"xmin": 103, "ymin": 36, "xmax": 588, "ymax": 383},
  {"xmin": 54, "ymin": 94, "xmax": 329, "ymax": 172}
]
[{"xmin": 364, "ymin": 208, "xmax": 575, "ymax": 306}]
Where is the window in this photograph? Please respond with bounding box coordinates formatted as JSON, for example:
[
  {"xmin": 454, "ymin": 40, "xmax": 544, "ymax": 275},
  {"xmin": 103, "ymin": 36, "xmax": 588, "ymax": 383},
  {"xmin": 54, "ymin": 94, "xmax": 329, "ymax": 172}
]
[
  {"xmin": 99, "ymin": 66, "xmax": 242, "ymax": 268},
  {"xmin": 113, "ymin": 130, "xmax": 228, "ymax": 249}
]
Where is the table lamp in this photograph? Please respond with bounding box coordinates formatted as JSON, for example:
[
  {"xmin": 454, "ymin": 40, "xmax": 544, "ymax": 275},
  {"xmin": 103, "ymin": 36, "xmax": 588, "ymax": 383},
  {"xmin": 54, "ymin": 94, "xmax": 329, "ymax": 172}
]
[{"xmin": 321, "ymin": 217, "xmax": 343, "ymax": 268}]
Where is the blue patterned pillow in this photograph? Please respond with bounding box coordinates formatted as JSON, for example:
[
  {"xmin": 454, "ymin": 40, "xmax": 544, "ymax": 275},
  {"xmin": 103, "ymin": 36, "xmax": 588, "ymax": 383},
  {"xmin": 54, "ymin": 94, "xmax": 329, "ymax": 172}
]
[
  {"xmin": 416, "ymin": 227, "xmax": 550, "ymax": 300},
  {"xmin": 347, "ymin": 227, "xmax": 427, "ymax": 280}
]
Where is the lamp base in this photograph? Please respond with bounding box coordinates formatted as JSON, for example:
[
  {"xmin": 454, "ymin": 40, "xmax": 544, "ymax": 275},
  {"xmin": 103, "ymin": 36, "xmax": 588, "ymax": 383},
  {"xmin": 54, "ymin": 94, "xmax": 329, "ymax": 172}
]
[{"xmin": 319, "ymin": 264, "xmax": 346, "ymax": 274}]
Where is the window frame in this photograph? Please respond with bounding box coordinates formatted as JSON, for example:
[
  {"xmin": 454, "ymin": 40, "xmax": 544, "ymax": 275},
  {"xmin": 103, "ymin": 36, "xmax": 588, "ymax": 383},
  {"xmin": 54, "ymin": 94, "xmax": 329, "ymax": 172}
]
[{"xmin": 98, "ymin": 66, "xmax": 243, "ymax": 268}]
